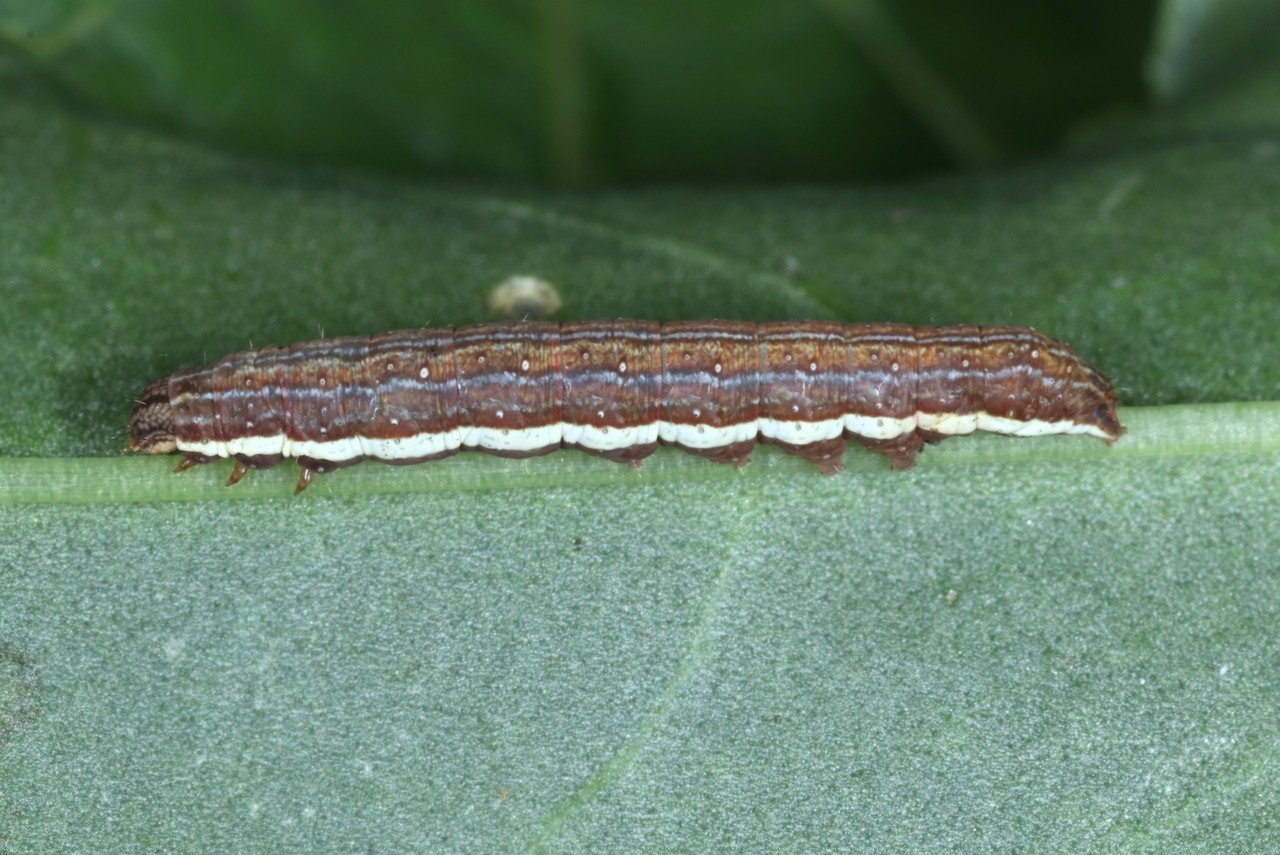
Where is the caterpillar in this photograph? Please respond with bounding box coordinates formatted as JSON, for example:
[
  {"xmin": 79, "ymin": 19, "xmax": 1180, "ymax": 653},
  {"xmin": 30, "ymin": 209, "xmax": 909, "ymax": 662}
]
[{"xmin": 127, "ymin": 320, "xmax": 1124, "ymax": 493}]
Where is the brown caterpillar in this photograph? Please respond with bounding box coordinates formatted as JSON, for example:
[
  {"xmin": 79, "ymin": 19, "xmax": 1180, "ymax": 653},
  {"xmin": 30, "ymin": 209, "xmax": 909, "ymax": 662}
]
[{"xmin": 127, "ymin": 320, "xmax": 1124, "ymax": 493}]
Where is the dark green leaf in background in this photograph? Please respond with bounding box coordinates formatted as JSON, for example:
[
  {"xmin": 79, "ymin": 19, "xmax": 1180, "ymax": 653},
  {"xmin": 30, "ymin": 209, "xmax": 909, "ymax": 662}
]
[
  {"xmin": 1147, "ymin": 0, "xmax": 1280, "ymax": 101},
  {"xmin": 3, "ymin": 0, "xmax": 1154, "ymax": 182},
  {"xmin": 2, "ymin": 2, "xmax": 1280, "ymax": 852}
]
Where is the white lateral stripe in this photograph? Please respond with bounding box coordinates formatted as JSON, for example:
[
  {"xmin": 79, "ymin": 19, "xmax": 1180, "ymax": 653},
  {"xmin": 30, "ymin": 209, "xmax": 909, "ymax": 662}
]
[
  {"xmin": 563, "ymin": 421, "xmax": 659, "ymax": 451},
  {"xmin": 176, "ymin": 408, "xmax": 1106, "ymax": 464},
  {"xmin": 973, "ymin": 414, "xmax": 1112, "ymax": 440},
  {"xmin": 292, "ymin": 437, "xmax": 364, "ymax": 461},
  {"xmin": 843, "ymin": 414, "xmax": 916, "ymax": 439},
  {"xmin": 658, "ymin": 420, "xmax": 756, "ymax": 449},
  {"xmin": 462, "ymin": 423, "xmax": 560, "ymax": 451},
  {"xmin": 223, "ymin": 435, "xmax": 287, "ymax": 457},
  {"xmin": 178, "ymin": 439, "xmax": 226, "ymax": 458},
  {"xmin": 757, "ymin": 417, "xmax": 844, "ymax": 443},
  {"xmin": 915, "ymin": 412, "xmax": 979, "ymax": 435},
  {"xmin": 360, "ymin": 429, "xmax": 462, "ymax": 459}
]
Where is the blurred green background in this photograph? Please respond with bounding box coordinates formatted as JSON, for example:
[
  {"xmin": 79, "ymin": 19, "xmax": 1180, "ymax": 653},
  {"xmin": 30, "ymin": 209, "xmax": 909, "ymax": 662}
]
[{"xmin": 9, "ymin": 0, "xmax": 1274, "ymax": 184}]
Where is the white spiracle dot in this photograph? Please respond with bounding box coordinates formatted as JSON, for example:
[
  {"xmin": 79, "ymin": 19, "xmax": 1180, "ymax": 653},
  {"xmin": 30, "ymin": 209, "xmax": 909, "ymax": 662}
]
[
  {"xmin": 419, "ymin": 367, "xmax": 430, "ymax": 379},
  {"xmin": 496, "ymin": 410, "xmax": 504, "ymax": 419},
  {"xmin": 318, "ymin": 377, "xmax": 326, "ymax": 386},
  {"xmin": 809, "ymin": 362, "xmax": 817, "ymax": 371},
  {"xmin": 619, "ymin": 361, "xmax": 627, "ymax": 373},
  {"xmin": 478, "ymin": 355, "xmax": 486, "ymax": 364},
  {"xmin": 714, "ymin": 363, "xmax": 722, "ymax": 374},
  {"xmin": 891, "ymin": 362, "xmax": 899, "ymax": 371},
  {"xmin": 962, "ymin": 359, "xmax": 970, "ymax": 368},
  {"xmin": 521, "ymin": 359, "xmax": 530, "ymax": 371},
  {"xmin": 1031, "ymin": 349, "xmax": 1039, "ymax": 358}
]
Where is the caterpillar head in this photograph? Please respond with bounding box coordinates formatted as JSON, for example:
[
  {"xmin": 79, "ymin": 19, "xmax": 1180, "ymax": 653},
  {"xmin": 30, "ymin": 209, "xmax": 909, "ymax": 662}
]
[
  {"xmin": 1073, "ymin": 358, "xmax": 1126, "ymax": 444},
  {"xmin": 127, "ymin": 378, "xmax": 178, "ymax": 454}
]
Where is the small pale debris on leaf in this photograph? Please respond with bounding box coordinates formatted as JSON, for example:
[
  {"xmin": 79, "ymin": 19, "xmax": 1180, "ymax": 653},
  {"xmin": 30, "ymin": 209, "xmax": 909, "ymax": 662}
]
[{"xmin": 487, "ymin": 275, "xmax": 563, "ymax": 319}]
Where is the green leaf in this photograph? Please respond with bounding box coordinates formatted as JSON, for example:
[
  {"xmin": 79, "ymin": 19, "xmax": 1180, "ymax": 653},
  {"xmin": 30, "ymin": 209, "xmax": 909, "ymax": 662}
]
[
  {"xmin": 1147, "ymin": 0, "xmax": 1280, "ymax": 101},
  {"xmin": 3, "ymin": 49, "xmax": 1280, "ymax": 854},
  {"xmin": 0, "ymin": 1, "xmax": 1155, "ymax": 181}
]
